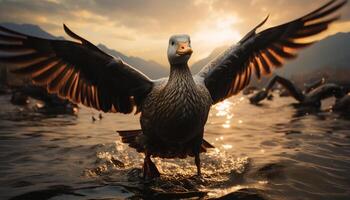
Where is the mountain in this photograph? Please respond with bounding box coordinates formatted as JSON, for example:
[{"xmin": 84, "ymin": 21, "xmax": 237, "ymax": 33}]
[
  {"xmin": 190, "ymin": 32, "xmax": 350, "ymax": 86},
  {"xmin": 190, "ymin": 45, "xmax": 228, "ymax": 74},
  {"xmin": 281, "ymin": 32, "xmax": 350, "ymax": 76},
  {"xmin": 0, "ymin": 23, "xmax": 63, "ymax": 40},
  {"xmin": 97, "ymin": 44, "xmax": 167, "ymax": 79},
  {"xmin": 0, "ymin": 23, "xmax": 167, "ymax": 79}
]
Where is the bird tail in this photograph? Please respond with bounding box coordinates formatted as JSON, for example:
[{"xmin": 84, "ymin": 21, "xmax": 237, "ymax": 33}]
[
  {"xmin": 117, "ymin": 129, "xmax": 145, "ymax": 153},
  {"xmin": 117, "ymin": 129, "xmax": 215, "ymax": 153},
  {"xmin": 201, "ymin": 138, "xmax": 215, "ymax": 152}
]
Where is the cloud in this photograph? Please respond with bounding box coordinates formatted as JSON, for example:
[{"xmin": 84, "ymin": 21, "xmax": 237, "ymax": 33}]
[{"xmin": 0, "ymin": 0, "xmax": 349, "ymax": 65}]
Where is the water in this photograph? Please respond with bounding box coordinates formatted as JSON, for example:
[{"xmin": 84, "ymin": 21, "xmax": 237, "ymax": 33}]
[{"xmin": 0, "ymin": 93, "xmax": 349, "ymax": 200}]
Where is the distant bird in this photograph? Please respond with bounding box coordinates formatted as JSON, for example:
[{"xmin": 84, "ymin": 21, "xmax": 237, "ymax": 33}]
[
  {"xmin": 249, "ymin": 75, "xmax": 345, "ymax": 107},
  {"xmin": 303, "ymin": 78, "xmax": 326, "ymax": 94},
  {"xmin": 98, "ymin": 113, "xmax": 103, "ymax": 120},
  {"xmin": 10, "ymin": 85, "xmax": 78, "ymax": 113},
  {"xmin": 0, "ymin": 0, "xmax": 346, "ymax": 179},
  {"xmin": 92, "ymin": 116, "xmax": 96, "ymax": 122}
]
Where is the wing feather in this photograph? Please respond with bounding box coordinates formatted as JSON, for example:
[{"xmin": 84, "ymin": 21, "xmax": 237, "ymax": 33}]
[
  {"xmin": 195, "ymin": 0, "xmax": 346, "ymax": 104},
  {"xmin": 0, "ymin": 24, "xmax": 153, "ymax": 113}
]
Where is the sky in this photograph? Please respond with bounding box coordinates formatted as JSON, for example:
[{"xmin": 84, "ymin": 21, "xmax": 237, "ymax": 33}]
[{"xmin": 0, "ymin": 0, "xmax": 349, "ymax": 66}]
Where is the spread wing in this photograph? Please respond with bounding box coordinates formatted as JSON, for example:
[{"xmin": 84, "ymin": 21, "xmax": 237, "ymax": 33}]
[
  {"xmin": 0, "ymin": 24, "xmax": 153, "ymax": 113},
  {"xmin": 195, "ymin": 0, "xmax": 346, "ymax": 104}
]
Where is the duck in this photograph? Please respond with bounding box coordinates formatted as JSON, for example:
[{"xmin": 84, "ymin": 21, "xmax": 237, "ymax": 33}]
[{"xmin": 0, "ymin": 0, "xmax": 346, "ymax": 179}]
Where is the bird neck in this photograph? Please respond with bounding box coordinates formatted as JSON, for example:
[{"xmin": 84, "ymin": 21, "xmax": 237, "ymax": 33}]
[
  {"xmin": 169, "ymin": 63, "xmax": 192, "ymax": 81},
  {"xmin": 166, "ymin": 63, "xmax": 195, "ymax": 89}
]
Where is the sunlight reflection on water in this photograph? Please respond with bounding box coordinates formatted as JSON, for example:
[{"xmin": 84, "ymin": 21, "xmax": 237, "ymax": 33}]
[{"xmin": 214, "ymin": 98, "xmax": 246, "ymax": 130}]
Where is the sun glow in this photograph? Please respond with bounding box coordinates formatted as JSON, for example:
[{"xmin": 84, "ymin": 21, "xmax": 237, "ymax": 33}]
[{"xmin": 192, "ymin": 14, "xmax": 242, "ymax": 61}]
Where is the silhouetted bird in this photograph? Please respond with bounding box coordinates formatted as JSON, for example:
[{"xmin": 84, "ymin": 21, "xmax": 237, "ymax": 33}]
[
  {"xmin": 250, "ymin": 75, "xmax": 345, "ymax": 107},
  {"xmin": 0, "ymin": 0, "xmax": 346, "ymax": 179},
  {"xmin": 10, "ymin": 85, "xmax": 78, "ymax": 114}
]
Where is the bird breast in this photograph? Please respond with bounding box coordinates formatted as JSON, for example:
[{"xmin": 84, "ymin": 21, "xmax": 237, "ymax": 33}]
[{"xmin": 141, "ymin": 78, "xmax": 212, "ymax": 143}]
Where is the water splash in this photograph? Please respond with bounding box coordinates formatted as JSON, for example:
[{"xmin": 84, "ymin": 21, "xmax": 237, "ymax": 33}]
[{"xmin": 83, "ymin": 140, "xmax": 250, "ymax": 197}]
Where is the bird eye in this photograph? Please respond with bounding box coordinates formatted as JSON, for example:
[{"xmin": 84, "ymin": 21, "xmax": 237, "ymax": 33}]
[{"xmin": 171, "ymin": 41, "xmax": 175, "ymax": 45}]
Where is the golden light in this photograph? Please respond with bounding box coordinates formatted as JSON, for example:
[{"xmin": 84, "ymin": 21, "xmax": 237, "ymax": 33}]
[
  {"xmin": 192, "ymin": 14, "xmax": 242, "ymax": 60},
  {"xmin": 222, "ymin": 123, "xmax": 231, "ymax": 129},
  {"xmin": 215, "ymin": 100, "xmax": 231, "ymax": 115},
  {"xmin": 222, "ymin": 144, "xmax": 233, "ymax": 149},
  {"xmin": 215, "ymin": 100, "xmax": 232, "ymax": 112}
]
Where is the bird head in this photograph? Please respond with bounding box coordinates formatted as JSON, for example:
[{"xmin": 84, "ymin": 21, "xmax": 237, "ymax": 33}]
[{"xmin": 167, "ymin": 34, "xmax": 193, "ymax": 65}]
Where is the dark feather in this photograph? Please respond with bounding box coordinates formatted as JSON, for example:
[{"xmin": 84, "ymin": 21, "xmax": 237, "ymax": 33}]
[
  {"xmin": 196, "ymin": 0, "xmax": 346, "ymax": 104},
  {"xmin": 0, "ymin": 43, "xmax": 32, "ymax": 52},
  {"xmin": 11, "ymin": 57, "xmax": 57, "ymax": 74},
  {"xmin": 264, "ymin": 49, "xmax": 282, "ymax": 67},
  {"xmin": 58, "ymin": 68, "xmax": 75, "ymax": 97},
  {"xmin": 252, "ymin": 56, "xmax": 261, "ymax": 78},
  {"xmin": 48, "ymin": 64, "xmax": 70, "ymax": 92},
  {"xmin": 279, "ymin": 40, "xmax": 314, "ymax": 49},
  {"xmin": 32, "ymin": 61, "xmax": 65, "ymax": 84},
  {"xmin": 257, "ymin": 53, "xmax": 271, "ymax": 74},
  {"xmin": 117, "ymin": 130, "xmax": 216, "ymax": 158},
  {"xmin": 0, "ymin": 24, "xmax": 153, "ymax": 113},
  {"xmin": 0, "ymin": 52, "xmax": 52, "ymax": 64},
  {"xmin": 269, "ymin": 45, "xmax": 297, "ymax": 59}
]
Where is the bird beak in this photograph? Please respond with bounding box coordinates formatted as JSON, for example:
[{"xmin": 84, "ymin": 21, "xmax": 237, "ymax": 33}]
[{"xmin": 176, "ymin": 42, "xmax": 193, "ymax": 56}]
